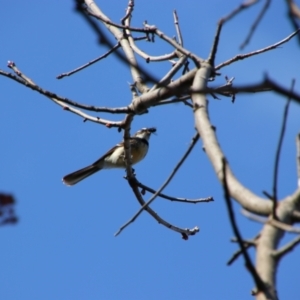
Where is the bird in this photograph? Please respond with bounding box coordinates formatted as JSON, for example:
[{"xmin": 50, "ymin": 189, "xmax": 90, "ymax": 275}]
[{"xmin": 62, "ymin": 127, "xmax": 156, "ymax": 186}]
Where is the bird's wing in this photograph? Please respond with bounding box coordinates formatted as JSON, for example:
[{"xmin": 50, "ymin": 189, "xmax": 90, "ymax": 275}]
[
  {"xmin": 91, "ymin": 143, "xmax": 123, "ymax": 166},
  {"xmin": 91, "ymin": 138, "xmax": 140, "ymax": 166}
]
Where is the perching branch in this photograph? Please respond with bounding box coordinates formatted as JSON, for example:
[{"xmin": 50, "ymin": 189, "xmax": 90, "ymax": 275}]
[{"xmin": 116, "ymin": 132, "xmax": 201, "ymax": 237}]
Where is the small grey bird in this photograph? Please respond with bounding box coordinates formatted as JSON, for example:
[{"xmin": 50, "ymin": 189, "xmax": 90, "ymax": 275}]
[{"xmin": 62, "ymin": 127, "xmax": 156, "ymax": 186}]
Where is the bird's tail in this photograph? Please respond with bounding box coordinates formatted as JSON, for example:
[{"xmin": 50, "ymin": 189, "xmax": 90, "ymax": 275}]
[{"xmin": 62, "ymin": 164, "xmax": 102, "ymax": 186}]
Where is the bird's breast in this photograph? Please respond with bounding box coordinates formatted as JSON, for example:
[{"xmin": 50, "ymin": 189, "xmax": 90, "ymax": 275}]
[
  {"xmin": 131, "ymin": 142, "xmax": 148, "ymax": 164},
  {"xmin": 103, "ymin": 141, "xmax": 148, "ymax": 168}
]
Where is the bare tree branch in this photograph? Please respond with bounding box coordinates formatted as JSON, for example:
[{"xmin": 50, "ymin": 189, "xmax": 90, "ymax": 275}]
[
  {"xmin": 122, "ymin": 3, "xmax": 177, "ymax": 65},
  {"xmin": 121, "ymin": 0, "xmax": 134, "ymax": 25},
  {"xmin": 5, "ymin": 62, "xmax": 124, "ymax": 127},
  {"xmin": 86, "ymin": 3, "xmax": 202, "ymax": 66},
  {"xmin": 273, "ymin": 235, "xmax": 300, "ymax": 260},
  {"xmin": 57, "ymin": 42, "xmax": 121, "ymax": 79},
  {"xmin": 116, "ymin": 132, "xmax": 201, "ymax": 236},
  {"xmin": 207, "ymin": 19, "xmax": 223, "ymax": 67},
  {"xmin": 56, "ymin": 35, "xmax": 149, "ymax": 79},
  {"xmin": 297, "ymin": 133, "xmax": 300, "ymax": 188},
  {"xmin": 222, "ymin": 0, "xmax": 259, "ymax": 23},
  {"xmin": 286, "ymin": 0, "xmax": 300, "ymax": 44},
  {"xmin": 210, "ymin": 77, "xmax": 300, "ymax": 106},
  {"xmin": 221, "ymin": 158, "xmax": 267, "ymax": 296},
  {"xmin": 242, "ymin": 209, "xmax": 300, "ymax": 233},
  {"xmin": 271, "ymin": 79, "xmax": 294, "ymax": 218},
  {"xmin": 255, "ymin": 189, "xmax": 300, "ymax": 300},
  {"xmin": 173, "ymin": 10, "xmax": 183, "ymax": 46},
  {"xmin": 153, "ymin": 26, "xmax": 203, "ymax": 67},
  {"xmin": 82, "ymin": 0, "xmax": 151, "ymax": 92},
  {"xmin": 135, "ymin": 180, "xmax": 213, "ymax": 204},
  {"xmin": 152, "ymin": 96, "xmax": 193, "ymax": 108},
  {"xmin": 150, "ymin": 55, "xmax": 188, "ymax": 91},
  {"xmin": 240, "ymin": 0, "xmax": 271, "ymax": 49},
  {"xmin": 215, "ymin": 29, "xmax": 300, "ymax": 71},
  {"xmin": 227, "ymin": 234, "xmax": 260, "ymax": 266},
  {"xmin": 191, "ymin": 64, "xmax": 273, "ymax": 216}
]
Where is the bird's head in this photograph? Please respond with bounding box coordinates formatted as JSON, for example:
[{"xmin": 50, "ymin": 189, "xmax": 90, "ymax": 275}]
[{"xmin": 134, "ymin": 127, "xmax": 156, "ymax": 141}]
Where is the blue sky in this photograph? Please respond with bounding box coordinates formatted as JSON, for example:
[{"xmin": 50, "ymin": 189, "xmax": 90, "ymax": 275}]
[{"xmin": 1, "ymin": 1, "xmax": 299, "ymax": 299}]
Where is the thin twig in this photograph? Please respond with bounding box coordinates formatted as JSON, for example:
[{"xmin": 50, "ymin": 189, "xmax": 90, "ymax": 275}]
[
  {"xmin": 222, "ymin": 0, "xmax": 259, "ymax": 23},
  {"xmin": 208, "ymin": 76, "xmax": 300, "ymax": 106},
  {"xmin": 221, "ymin": 158, "xmax": 266, "ymax": 293},
  {"xmin": 122, "ymin": 2, "xmax": 178, "ymax": 63},
  {"xmin": 262, "ymin": 190, "xmax": 274, "ymax": 200},
  {"xmin": 154, "ymin": 27, "xmax": 203, "ymax": 67},
  {"xmin": 242, "ymin": 209, "xmax": 300, "ymax": 233},
  {"xmin": 215, "ymin": 29, "xmax": 300, "ymax": 71},
  {"xmin": 116, "ymin": 132, "xmax": 200, "ymax": 235},
  {"xmin": 227, "ymin": 243, "xmax": 254, "ymax": 266},
  {"xmin": 152, "ymin": 96, "xmax": 193, "ymax": 108},
  {"xmin": 77, "ymin": 1, "xmax": 158, "ymax": 89},
  {"xmin": 1, "ymin": 68, "xmax": 130, "ymax": 114},
  {"xmin": 87, "ymin": 8, "xmax": 155, "ymax": 33},
  {"xmin": 272, "ymin": 79, "xmax": 295, "ymax": 218},
  {"xmin": 121, "ymin": 0, "xmax": 134, "ymax": 25},
  {"xmin": 150, "ymin": 55, "xmax": 188, "ymax": 91},
  {"xmin": 57, "ymin": 36, "xmax": 148, "ymax": 79},
  {"xmin": 273, "ymin": 235, "xmax": 300, "ymax": 260},
  {"xmin": 57, "ymin": 43, "xmax": 121, "ymax": 79},
  {"xmin": 86, "ymin": 1, "xmax": 201, "ymax": 67},
  {"xmin": 207, "ymin": 19, "xmax": 223, "ymax": 67},
  {"xmin": 286, "ymin": 0, "xmax": 300, "ymax": 44},
  {"xmin": 136, "ymin": 181, "xmax": 213, "ymax": 204},
  {"xmin": 227, "ymin": 235, "xmax": 259, "ymax": 266},
  {"xmin": 173, "ymin": 10, "xmax": 183, "ymax": 46},
  {"xmin": 296, "ymin": 133, "xmax": 300, "ymax": 188},
  {"xmin": 5, "ymin": 62, "xmax": 123, "ymax": 127},
  {"xmin": 240, "ymin": 0, "xmax": 271, "ymax": 49}
]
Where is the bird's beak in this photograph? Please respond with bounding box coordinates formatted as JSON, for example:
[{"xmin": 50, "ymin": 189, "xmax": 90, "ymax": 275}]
[{"xmin": 147, "ymin": 127, "xmax": 157, "ymax": 134}]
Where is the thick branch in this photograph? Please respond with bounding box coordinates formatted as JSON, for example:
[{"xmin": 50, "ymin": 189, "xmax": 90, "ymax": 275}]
[
  {"xmin": 255, "ymin": 189, "xmax": 300, "ymax": 300},
  {"xmin": 190, "ymin": 64, "xmax": 273, "ymax": 215}
]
